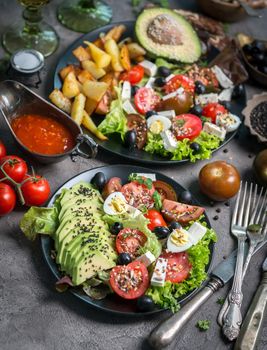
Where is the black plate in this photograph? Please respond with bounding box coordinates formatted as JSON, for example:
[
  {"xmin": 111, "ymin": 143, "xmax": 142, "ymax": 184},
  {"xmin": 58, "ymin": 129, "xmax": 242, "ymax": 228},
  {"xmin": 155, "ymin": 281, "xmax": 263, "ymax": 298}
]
[
  {"xmin": 41, "ymin": 165, "xmax": 215, "ymax": 316},
  {"xmin": 54, "ymin": 21, "xmax": 245, "ymax": 165}
]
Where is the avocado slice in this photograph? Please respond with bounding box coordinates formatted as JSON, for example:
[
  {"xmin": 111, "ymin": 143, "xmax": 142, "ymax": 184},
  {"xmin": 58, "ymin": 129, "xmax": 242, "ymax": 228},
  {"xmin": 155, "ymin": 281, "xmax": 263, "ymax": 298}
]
[
  {"xmin": 135, "ymin": 8, "xmax": 201, "ymax": 63},
  {"xmin": 59, "ymin": 182, "xmax": 102, "ymax": 207}
]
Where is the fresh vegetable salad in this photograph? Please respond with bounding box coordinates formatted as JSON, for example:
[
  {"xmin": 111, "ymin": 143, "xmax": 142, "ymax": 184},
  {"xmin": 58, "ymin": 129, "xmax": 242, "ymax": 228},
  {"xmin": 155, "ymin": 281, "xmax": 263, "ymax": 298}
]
[{"xmin": 20, "ymin": 172, "xmax": 216, "ymax": 312}]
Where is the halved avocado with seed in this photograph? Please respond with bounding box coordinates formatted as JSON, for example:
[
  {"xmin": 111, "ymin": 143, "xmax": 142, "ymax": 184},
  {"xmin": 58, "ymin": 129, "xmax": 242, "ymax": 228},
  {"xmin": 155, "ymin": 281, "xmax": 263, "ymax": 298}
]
[{"xmin": 135, "ymin": 8, "xmax": 201, "ymax": 63}]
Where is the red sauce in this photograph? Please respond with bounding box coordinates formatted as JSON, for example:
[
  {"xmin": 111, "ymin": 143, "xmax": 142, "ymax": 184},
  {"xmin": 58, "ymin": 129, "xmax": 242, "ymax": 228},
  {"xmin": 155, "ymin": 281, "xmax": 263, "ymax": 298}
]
[{"xmin": 11, "ymin": 114, "xmax": 75, "ymax": 155}]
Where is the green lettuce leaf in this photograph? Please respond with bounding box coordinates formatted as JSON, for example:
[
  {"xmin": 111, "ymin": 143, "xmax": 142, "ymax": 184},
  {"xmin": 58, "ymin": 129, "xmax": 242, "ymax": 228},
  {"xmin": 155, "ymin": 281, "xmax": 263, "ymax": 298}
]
[{"xmin": 20, "ymin": 206, "xmax": 59, "ymax": 241}]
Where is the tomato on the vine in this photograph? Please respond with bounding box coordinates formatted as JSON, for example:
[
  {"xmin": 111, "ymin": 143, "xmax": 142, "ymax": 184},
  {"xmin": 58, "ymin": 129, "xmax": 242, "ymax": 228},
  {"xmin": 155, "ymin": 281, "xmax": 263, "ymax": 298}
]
[
  {"xmin": 0, "ymin": 141, "xmax": 6, "ymax": 160},
  {"xmin": 0, "ymin": 156, "xmax": 28, "ymax": 184},
  {"xmin": 21, "ymin": 175, "xmax": 50, "ymax": 206},
  {"xmin": 0, "ymin": 183, "xmax": 16, "ymax": 216}
]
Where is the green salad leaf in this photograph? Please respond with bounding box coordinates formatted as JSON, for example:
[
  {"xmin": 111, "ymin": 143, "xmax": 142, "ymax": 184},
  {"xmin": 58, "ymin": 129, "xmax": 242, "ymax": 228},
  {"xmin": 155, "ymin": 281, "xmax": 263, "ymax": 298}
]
[
  {"xmin": 146, "ymin": 219, "xmax": 217, "ymax": 312},
  {"xmin": 196, "ymin": 320, "xmax": 211, "ymax": 331}
]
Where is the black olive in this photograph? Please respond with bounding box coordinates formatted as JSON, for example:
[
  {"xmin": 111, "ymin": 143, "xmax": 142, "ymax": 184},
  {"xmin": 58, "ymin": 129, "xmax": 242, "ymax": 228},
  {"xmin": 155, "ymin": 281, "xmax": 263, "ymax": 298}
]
[
  {"xmin": 154, "ymin": 77, "xmax": 166, "ymax": 87},
  {"xmin": 258, "ymin": 65, "xmax": 267, "ymax": 74},
  {"xmin": 243, "ymin": 44, "xmax": 253, "ymax": 55},
  {"xmin": 131, "ymin": 85, "xmax": 139, "ymax": 96},
  {"xmin": 190, "ymin": 104, "xmax": 203, "ymax": 117},
  {"xmin": 145, "ymin": 110, "xmax": 157, "ymax": 118},
  {"xmin": 190, "ymin": 142, "xmax": 201, "ymax": 154},
  {"xmin": 110, "ymin": 222, "xmax": 123, "ymax": 235},
  {"xmin": 253, "ymin": 53, "xmax": 265, "ymax": 65},
  {"xmin": 232, "ymin": 84, "xmax": 245, "ymax": 99},
  {"xmin": 251, "ymin": 40, "xmax": 265, "ymax": 54},
  {"xmin": 124, "ymin": 130, "xmax": 136, "ymax": 149},
  {"xmin": 153, "ymin": 226, "xmax": 170, "ymax": 239},
  {"xmin": 158, "ymin": 66, "xmax": 171, "ymax": 77},
  {"xmin": 195, "ymin": 81, "xmax": 206, "ymax": 94},
  {"xmin": 137, "ymin": 295, "xmax": 155, "ymax": 312},
  {"xmin": 91, "ymin": 172, "xmax": 106, "ymax": 191},
  {"xmin": 179, "ymin": 190, "xmax": 193, "ymax": 204},
  {"xmin": 168, "ymin": 221, "xmax": 182, "ymax": 231},
  {"xmin": 117, "ymin": 253, "xmax": 132, "ymax": 265},
  {"xmin": 219, "ymin": 100, "xmax": 231, "ymax": 110}
]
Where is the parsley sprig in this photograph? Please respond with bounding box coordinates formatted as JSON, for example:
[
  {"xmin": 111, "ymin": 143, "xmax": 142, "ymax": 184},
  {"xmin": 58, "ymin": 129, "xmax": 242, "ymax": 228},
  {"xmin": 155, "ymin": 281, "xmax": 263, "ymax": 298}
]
[{"xmin": 196, "ymin": 320, "xmax": 210, "ymax": 331}]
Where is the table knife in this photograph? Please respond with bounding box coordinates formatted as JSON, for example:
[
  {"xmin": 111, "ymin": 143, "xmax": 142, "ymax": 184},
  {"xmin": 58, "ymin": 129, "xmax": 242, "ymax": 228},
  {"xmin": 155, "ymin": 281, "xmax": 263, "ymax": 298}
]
[
  {"xmin": 234, "ymin": 256, "xmax": 267, "ymax": 350},
  {"xmin": 148, "ymin": 240, "xmax": 267, "ymax": 349}
]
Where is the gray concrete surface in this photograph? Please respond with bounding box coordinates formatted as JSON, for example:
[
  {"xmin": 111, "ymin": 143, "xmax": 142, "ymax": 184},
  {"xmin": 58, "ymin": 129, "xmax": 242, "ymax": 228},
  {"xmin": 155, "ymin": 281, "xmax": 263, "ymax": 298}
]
[{"xmin": 0, "ymin": 1, "xmax": 267, "ymax": 349}]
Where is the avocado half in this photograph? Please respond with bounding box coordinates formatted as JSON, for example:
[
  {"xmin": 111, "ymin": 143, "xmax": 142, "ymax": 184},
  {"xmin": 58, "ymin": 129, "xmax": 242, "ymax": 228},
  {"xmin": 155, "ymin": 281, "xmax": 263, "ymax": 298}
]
[{"xmin": 135, "ymin": 8, "xmax": 201, "ymax": 63}]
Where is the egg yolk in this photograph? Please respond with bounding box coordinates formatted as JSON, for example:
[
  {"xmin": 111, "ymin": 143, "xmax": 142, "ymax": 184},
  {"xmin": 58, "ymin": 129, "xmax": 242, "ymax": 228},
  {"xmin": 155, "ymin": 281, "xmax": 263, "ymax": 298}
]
[{"xmin": 170, "ymin": 229, "xmax": 189, "ymax": 246}]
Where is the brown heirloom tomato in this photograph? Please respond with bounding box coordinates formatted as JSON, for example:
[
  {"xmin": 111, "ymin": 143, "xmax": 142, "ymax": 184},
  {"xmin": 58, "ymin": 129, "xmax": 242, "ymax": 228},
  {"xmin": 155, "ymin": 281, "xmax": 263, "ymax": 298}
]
[{"xmin": 199, "ymin": 161, "xmax": 240, "ymax": 201}]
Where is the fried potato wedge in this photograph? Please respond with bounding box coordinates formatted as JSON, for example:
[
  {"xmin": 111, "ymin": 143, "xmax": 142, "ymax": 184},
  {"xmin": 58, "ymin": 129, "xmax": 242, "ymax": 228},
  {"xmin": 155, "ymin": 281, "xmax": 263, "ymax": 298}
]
[
  {"xmin": 49, "ymin": 89, "xmax": 72, "ymax": 114},
  {"xmin": 85, "ymin": 41, "xmax": 111, "ymax": 68},
  {"xmin": 81, "ymin": 60, "xmax": 106, "ymax": 79},
  {"xmin": 127, "ymin": 43, "xmax": 146, "ymax": 59},
  {"xmin": 59, "ymin": 65, "xmax": 74, "ymax": 81},
  {"xmin": 120, "ymin": 45, "xmax": 131, "ymax": 71},
  {"xmin": 62, "ymin": 71, "xmax": 80, "ymax": 99},
  {"xmin": 82, "ymin": 80, "xmax": 109, "ymax": 102},
  {"xmin": 104, "ymin": 39, "xmax": 124, "ymax": 72},
  {"xmin": 71, "ymin": 93, "xmax": 86, "ymax": 125},
  {"xmin": 72, "ymin": 46, "xmax": 91, "ymax": 62},
  {"xmin": 82, "ymin": 110, "xmax": 108, "ymax": 141}
]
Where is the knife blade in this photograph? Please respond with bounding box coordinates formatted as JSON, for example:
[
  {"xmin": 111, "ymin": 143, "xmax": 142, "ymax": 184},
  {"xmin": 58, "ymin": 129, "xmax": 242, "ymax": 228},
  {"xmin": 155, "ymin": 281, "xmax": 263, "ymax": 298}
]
[
  {"xmin": 148, "ymin": 239, "xmax": 267, "ymax": 349},
  {"xmin": 234, "ymin": 255, "xmax": 267, "ymax": 350}
]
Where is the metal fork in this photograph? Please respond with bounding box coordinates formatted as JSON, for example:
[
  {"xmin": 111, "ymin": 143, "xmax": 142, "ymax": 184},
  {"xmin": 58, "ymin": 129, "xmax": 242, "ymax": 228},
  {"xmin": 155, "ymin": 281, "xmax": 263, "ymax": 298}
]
[{"xmin": 221, "ymin": 182, "xmax": 254, "ymax": 341}]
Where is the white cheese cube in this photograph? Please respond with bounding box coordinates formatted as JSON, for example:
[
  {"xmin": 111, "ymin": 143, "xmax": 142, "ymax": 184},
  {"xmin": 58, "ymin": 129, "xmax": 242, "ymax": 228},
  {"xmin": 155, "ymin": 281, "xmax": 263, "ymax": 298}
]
[
  {"xmin": 219, "ymin": 87, "xmax": 234, "ymax": 102},
  {"xmin": 135, "ymin": 173, "xmax": 156, "ymax": 181},
  {"xmin": 161, "ymin": 130, "xmax": 178, "ymax": 152},
  {"xmin": 145, "ymin": 77, "xmax": 156, "ymax": 88},
  {"xmin": 162, "ymin": 91, "xmax": 178, "ymax": 101},
  {"xmin": 122, "ymin": 99, "xmax": 137, "ymax": 114},
  {"xmin": 158, "ymin": 110, "xmax": 176, "ymax": 119},
  {"xmin": 121, "ymin": 81, "xmax": 131, "ymax": 101},
  {"xmin": 125, "ymin": 205, "xmax": 142, "ymax": 218},
  {"xmin": 136, "ymin": 251, "xmax": 156, "ymax": 267},
  {"xmin": 195, "ymin": 93, "xmax": 219, "ymax": 105},
  {"xmin": 211, "ymin": 65, "xmax": 233, "ymax": 89},
  {"xmin": 165, "ymin": 73, "xmax": 175, "ymax": 82},
  {"xmin": 203, "ymin": 122, "xmax": 226, "ymax": 140},
  {"xmin": 139, "ymin": 60, "xmax": 157, "ymax": 77},
  {"xmin": 188, "ymin": 222, "xmax": 207, "ymax": 245},
  {"xmin": 151, "ymin": 258, "xmax": 168, "ymax": 287},
  {"xmin": 176, "ymin": 87, "xmax": 184, "ymax": 95}
]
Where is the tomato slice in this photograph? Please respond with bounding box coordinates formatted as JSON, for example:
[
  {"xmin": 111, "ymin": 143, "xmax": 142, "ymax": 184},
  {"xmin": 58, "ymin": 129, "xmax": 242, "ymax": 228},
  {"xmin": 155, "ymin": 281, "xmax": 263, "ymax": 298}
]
[
  {"xmin": 127, "ymin": 114, "xmax": 147, "ymax": 149},
  {"xmin": 172, "ymin": 114, "xmax": 202, "ymax": 140},
  {"xmin": 102, "ymin": 177, "xmax": 122, "ymax": 199},
  {"xmin": 153, "ymin": 180, "xmax": 177, "ymax": 201},
  {"xmin": 202, "ymin": 103, "xmax": 227, "ymax": 123},
  {"xmin": 164, "ymin": 75, "xmax": 195, "ymax": 94},
  {"xmin": 134, "ymin": 87, "xmax": 161, "ymax": 114},
  {"xmin": 160, "ymin": 251, "xmax": 191, "ymax": 283},
  {"xmin": 121, "ymin": 181, "xmax": 155, "ymax": 209},
  {"xmin": 144, "ymin": 209, "xmax": 167, "ymax": 231},
  {"xmin": 161, "ymin": 199, "xmax": 205, "ymax": 225},
  {"xmin": 116, "ymin": 228, "xmax": 147, "ymax": 258},
  {"xmin": 110, "ymin": 261, "xmax": 149, "ymax": 299},
  {"xmin": 120, "ymin": 65, "xmax": 144, "ymax": 85}
]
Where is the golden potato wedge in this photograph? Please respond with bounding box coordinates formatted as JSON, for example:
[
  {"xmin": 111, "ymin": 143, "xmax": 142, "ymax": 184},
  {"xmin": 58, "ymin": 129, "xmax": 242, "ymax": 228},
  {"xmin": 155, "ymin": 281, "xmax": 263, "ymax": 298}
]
[
  {"xmin": 82, "ymin": 110, "xmax": 108, "ymax": 141},
  {"xmin": 120, "ymin": 45, "xmax": 131, "ymax": 71},
  {"xmin": 72, "ymin": 45, "xmax": 91, "ymax": 62},
  {"xmin": 104, "ymin": 25, "xmax": 126, "ymax": 42},
  {"xmin": 134, "ymin": 55, "xmax": 145, "ymax": 63},
  {"xmin": 77, "ymin": 70, "xmax": 94, "ymax": 84},
  {"xmin": 82, "ymin": 80, "xmax": 109, "ymax": 102},
  {"xmin": 59, "ymin": 65, "xmax": 74, "ymax": 80},
  {"xmin": 99, "ymin": 72, "xmax": 114, "ymax": 87},
  {"xmin": 93, "ymin": 37, "xmax": 105, "ymax": 49},
  {"xmin": 85, "ymin": 97, "xmax": 98, "ymax": 116},
  {"xmin": 104, "ymin": 39, "xmax": 124, "ymax": 72},
  {"xmin": 81, "ymin": 60, "xmax": 106, "ymax": 79},
  {"xmin": 84, "ymin": 41, "xmax": 111, "ymax": 68},
  {"xmin": 118, "ymin": 37, "xmax": 132, "ymax": 49},
  {"xmin": 71, "ymin": 93, "xmax": 86, "ymax": 125},
  {"xmin": 62, "ymin": 71, "xmax": 80, "ymax": 99},
  {"xmin": 49, "ymin": 89, "xmax": 72, "ymax": 114},
  {"xmin": 127, "ymin": 42, "xmax": 146, "ymax": 59}
]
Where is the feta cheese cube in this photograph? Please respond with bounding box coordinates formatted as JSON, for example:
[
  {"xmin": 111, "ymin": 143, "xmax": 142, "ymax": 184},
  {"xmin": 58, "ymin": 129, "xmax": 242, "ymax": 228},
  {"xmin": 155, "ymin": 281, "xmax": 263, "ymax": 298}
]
[
  {"xmin": 219, "ymin": 87, "xmax": 234, "ymax": 102},
  {"xmin": 122, "ymin": 99, "xmax": 137, "ymax": 114},
  {"xmin": 195, "ymin": 93, "xmax": 219, "ymax": 105},
  {"xmin": 145, "ymin": 77, "xmax": 156, "ymax": 88},
  {"xmin": 151, "ymin": 258, "xmax": 168, "ymax": 287},
  {"xmin": 165, "ymin": 73, "xmax": 175, "ymax": 82},
  {"xmin": 121, "ymin": 81, "xmax": 131, "ymax": 101},
  {"xmin": 126, "ymin": 205, "xmax": 142, "ymax": 218},
  {"xmin": 135, "ymin": 173, "xmax": 156, "ymax": 181},
  {"xmin": 136, "ymin": 251, "xmax": 156, "ymax": 267},
  {"xmin": 162, "ymin": 91, "xmax": 177, "ymax": 101},
  {"xmin": 158, "ymin": 110, "xmax": 176, "ymax": 119},
  {"xmin": 139, "ymin": 60, "xmax": 157, "ymax": 77},
  {"xmin": 161, "ymin": 130, "xmax": 178, "ymax": 152},
  {"xmin": 203, "ymin": 122, "xmax": 226, "ymax": 140},
  {"xmin": 211, "ymin": 65, "xmax": 233, "ymax": 89},
  {"xmin": 188, "ymin": 222, "xmax": 207, "ymax": 245}
]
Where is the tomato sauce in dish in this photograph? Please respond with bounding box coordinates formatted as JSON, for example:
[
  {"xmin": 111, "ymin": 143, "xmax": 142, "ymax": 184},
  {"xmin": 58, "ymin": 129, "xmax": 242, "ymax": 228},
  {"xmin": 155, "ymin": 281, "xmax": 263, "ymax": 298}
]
[{"xmin": 11, "ymin": 114, "xmax": 75, "ymax": 155}]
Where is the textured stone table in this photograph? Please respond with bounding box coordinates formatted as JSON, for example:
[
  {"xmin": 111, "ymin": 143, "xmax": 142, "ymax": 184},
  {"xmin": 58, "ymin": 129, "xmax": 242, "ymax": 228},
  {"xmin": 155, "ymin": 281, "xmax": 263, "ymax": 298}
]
[{"xmin": 0, "ymin": 1, "xmax": 267, "ymax": 349}]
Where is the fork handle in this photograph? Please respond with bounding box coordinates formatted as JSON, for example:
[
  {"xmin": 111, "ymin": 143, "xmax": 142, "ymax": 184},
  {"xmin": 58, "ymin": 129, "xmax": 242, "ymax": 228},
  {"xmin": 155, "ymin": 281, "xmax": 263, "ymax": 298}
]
[{"xmin": 222, "ymin": 238, "xmax": 246, "ymax": 341}]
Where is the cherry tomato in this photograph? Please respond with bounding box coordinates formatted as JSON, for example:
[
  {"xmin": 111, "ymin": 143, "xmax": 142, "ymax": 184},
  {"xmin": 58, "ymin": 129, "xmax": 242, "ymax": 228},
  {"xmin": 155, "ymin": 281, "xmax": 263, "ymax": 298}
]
[
  {"xmin": 127, "ymin": 114, "xmax": 147, "ymax": 149},
  {"xmin": 120, "ymin": 65, "xmax": 144, "ymax": 85},
  {"xmin": 164, "ymin": 75, "xmax": 195, "ymax": 94},
  {"xmin": 0, "ymin": 156, "xmax": 28, "ymax": 184},
  {"xmin": 161, "ymin": 199, "xmax": 205, "ymax": 225},
  {"xmin": 160, "ymin": 251, "xmax": 191, "ymax": 283},
  {"xmin": 153, "ymin": 180, "xmax": 177, "ymax": 201},
  {"xmin": 110, "ymin": 261, "xmax": 149, "ymax": 299},
  {"xmin": 202, "ymin": 103, "xmax": 227, "ymax": 123},
  {"xmin": 121, "ymin": 181, "xmax": 155, "ymax": 209},
  {"xmin": 102, "ymin": 177, "xmax": 122, "ymax": 199},
  {"xmin": 0, "ymin": 140, "xmax": 7, "ymax": 160},
  {"xmin": 0, "ymin": 183, "xmax": 16, "ymax": 216},
  {"xmin": 134, "ymin": 87, "xmax": 161, "ymax": 114},
  {"xmin": 199, "ymin": 161, "xmax": 241, "ymax": 201},
  {"xmin": 21, "ymin": 175, "xmax": 50, "ymax": 206},
  {"xmin": 116, "ymin": 228, "xmax": 147, "ymax": 258},
  {"xmin": 144, "ymin": 209, "xmax": 167, "ymax": 231},
  {"xmin": 158, "ymin": 91, "xmax": 193, "ymax": 115},
  {"xmin": 172, "ymin": 114, "xmax": 202, "ymax": 140}
]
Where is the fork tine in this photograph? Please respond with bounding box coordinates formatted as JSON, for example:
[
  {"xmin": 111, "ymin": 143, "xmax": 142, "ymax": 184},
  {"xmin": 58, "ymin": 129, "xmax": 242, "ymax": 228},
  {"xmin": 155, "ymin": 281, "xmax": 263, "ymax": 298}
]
[
  {"xmin": 255, "ymin": 188, "xmax": 267, "ymax": 225},
  {"xmin": 232, "ymin": 182, "xmax": 242, "ymax": 226},
  {"xmin": 250, "ymin": 186, "xmax": 264, "ymax": 224},
  {"xmin": 238, "ymin": 182, "xmax": 247, "ymax": 226},
  {"xmin": 244, "ymin": 182, "xmax": 253, "ymax": 227},
  {"xmin": 252, "ymin": 183, "xmax": 258, "ymax": 213}
]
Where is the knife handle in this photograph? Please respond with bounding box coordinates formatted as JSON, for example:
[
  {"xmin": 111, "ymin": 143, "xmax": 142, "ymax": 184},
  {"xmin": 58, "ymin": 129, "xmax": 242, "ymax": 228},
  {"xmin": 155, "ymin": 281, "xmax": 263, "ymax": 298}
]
[
  {"xmin": 148, "ymin": 278, "xmax": 223, "ymax": 349},
  {"xmin": 234, "ymin": 271, "xmax": 267, "ymax": 350}
]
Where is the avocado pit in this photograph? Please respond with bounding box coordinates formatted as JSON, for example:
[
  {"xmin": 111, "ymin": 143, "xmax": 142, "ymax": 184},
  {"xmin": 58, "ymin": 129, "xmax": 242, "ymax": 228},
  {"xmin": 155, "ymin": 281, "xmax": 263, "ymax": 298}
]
[{"xmin": 147, "ymin": 14, "xmax": 182, "ymax": 46}]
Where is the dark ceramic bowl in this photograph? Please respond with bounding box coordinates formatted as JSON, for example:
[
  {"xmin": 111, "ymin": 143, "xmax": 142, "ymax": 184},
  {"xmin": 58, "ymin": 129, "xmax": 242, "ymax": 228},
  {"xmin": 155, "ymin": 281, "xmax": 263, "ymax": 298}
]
[
  {"xmin": 0, "ymin": 80, "xmax": 98, "ymax": 164},
  {"xmin": 197, "ymin": 0, "xmax": 246, "ymax": 22}
]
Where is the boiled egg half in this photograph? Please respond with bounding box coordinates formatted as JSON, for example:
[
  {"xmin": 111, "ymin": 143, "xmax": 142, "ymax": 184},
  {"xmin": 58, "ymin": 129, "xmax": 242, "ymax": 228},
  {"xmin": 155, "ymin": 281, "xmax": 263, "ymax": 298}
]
[
  {"xmin": 103, "ymin": 192, "xmax": 128, "ymax": 215},
  {"xmin": 147, "ymin": 115, "xmax": 171, "ymax": 134}
]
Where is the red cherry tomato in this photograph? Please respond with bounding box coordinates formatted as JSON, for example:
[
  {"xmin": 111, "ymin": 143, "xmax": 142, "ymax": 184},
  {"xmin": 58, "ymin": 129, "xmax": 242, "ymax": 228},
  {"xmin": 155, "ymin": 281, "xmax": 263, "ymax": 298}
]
[
  {"xmin": 116, "ymin": 228, "xmax": 147, "ymax": 258},
  {"xmin": 121, "ymin": 181, "xmax": 155, "ymax": 209},
  {"xmin": 0, "ymin": 140, "xmax": 7, "ymax": 160},
  {"xmin": 120, "ymin": 65, "xmax": 144, "ymax": 85},
  {"xmin": 160, "ymin": 251, "xmax": 191, "ymax": 283},
  {"xmin": 172, "ymin": 114, "xmax": 202, "ymax": 140},
  {"xmin": 164, "ymin": 75, "xmax": 195, "ymax": 94},
  {"xmin": 202, "ymin": 103, "xmax": 227, "ymax": 123},
  {"xmin": 0, "ymin": 156, "xmax": 28, "ymax": 184},
  {"xmin": 134, "ymin": 87, "xmax": 161, "ymax": 114},
  {"xmin": 21, "ymin": 175, "xmax": 50, "ymax": 206},
  {"xmin": 109, "ymin": 261, "xmax": 149, "ymax": 299},
  {"xmin": 144, "ymin": 209, "xmax": 167, "ymax": 231},
  {"xmin": 0, "ymin": 183, "xmax": 16, "ymax": 216}
]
